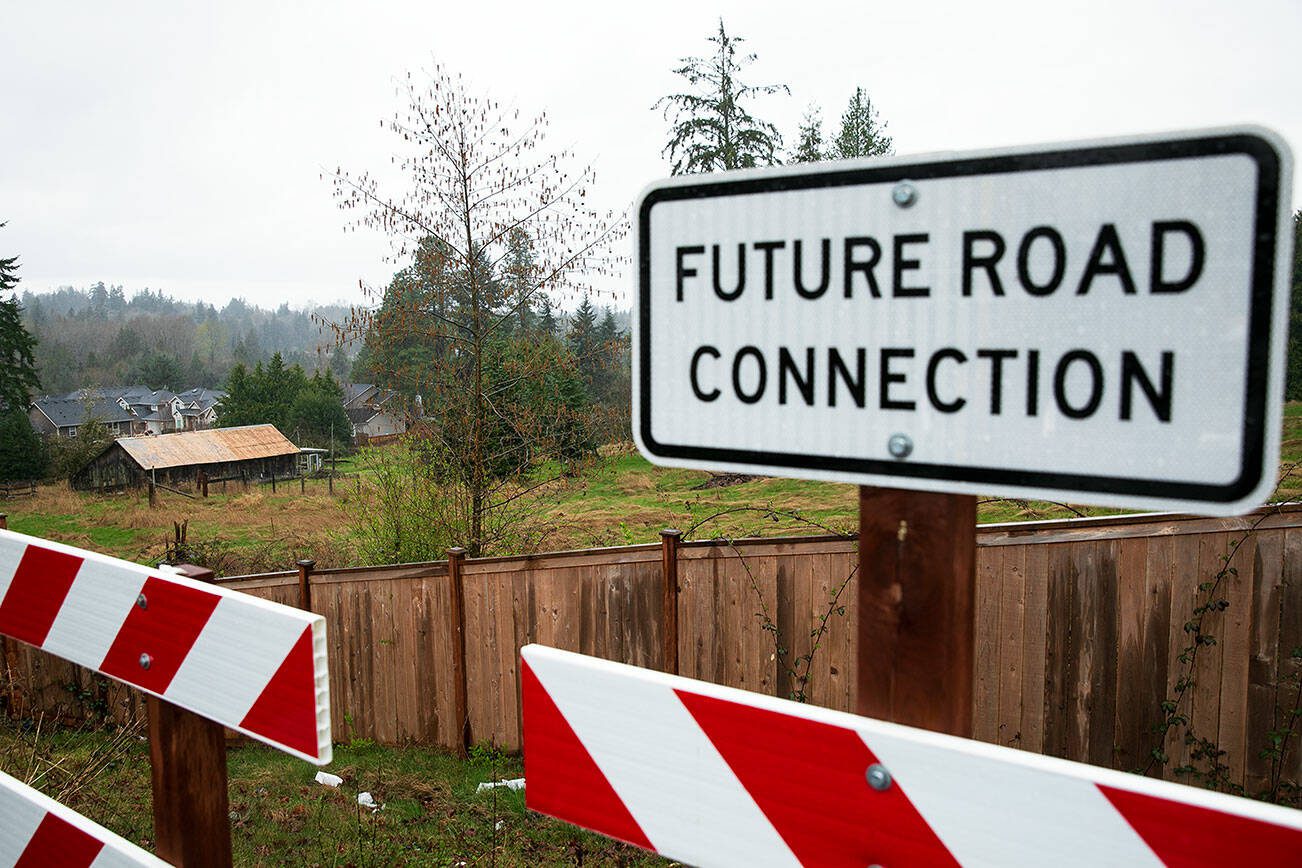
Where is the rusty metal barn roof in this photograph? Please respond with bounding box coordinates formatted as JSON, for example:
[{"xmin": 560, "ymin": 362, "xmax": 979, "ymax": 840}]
[{"xmin": 115, "ymin": 425, "xmax": 298, "ymax": 470}]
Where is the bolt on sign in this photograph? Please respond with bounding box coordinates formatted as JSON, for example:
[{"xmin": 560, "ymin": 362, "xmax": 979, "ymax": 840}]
[
  {"xmin": 0, "ymin": 529, "xmax": 332, "ymax": 764},
  {"xmin": 522, "ymin": 645, "xmax": 1302, "ymax": 867},
  {"xmin": 633, "ymin": 128, "xmax": 1294, "ymax": 515}
]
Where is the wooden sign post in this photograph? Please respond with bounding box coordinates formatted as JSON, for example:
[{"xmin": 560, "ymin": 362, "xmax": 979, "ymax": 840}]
[{"xmin": 857, "ymin": 487, "xmax": 976, "ymax": 736}]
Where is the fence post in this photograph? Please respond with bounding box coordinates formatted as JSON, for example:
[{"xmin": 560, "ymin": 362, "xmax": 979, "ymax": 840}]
[
  {"xmin": 447, "ymin": 547, "xmax": 470, "ymax": 757},
  {"xmin": 328, "ymin": 473, "xmax": 333, "ymax": 495},
  {"xmin": 149, "ymin": 562, "xmax": 232, "ymax": 868},
  {"xmin": 0, "ymin": 513, "xmax": 6, "ymax": 529},
  {"xmin": 148, "ymin": 480, "xmax": 157, "ymax": 508},
  {"xmin": 296, "ymin": 559, "xmax": 315, "ymax": 612},
  {"xmin": 300, "ymin": 475, "xmax": 305, "ymax": 494},
  {"xmin": 198, "ymin": 470, "xmax": 208, "ymax": 499},
  {"xmin": 271, "ymin": 473, "xmax": 276, "ymax": 494},
  {"xmin": 660, "ymin": 529, "xmax": 682, "ymax": 675}
]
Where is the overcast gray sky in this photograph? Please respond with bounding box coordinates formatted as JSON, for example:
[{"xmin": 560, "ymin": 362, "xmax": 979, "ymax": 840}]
[{"xmin": 2, "ymin": 1, "xmax": 1298, "ymax": 310}]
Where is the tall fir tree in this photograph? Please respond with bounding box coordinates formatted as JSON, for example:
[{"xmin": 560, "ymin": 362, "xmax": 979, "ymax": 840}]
[
  {"xmin": 0, "ymin": 223, "xmax": 18, "ymax": 294},
  {"xmin": 567, "ymin": 296, "xmax": 599, "ymax": 397},
  {"xmin": 502, "ymin": 227, "xmax": 540, "ymax": 333},
  {"xmin": 831, "ymin": 87, "xmax": 893, "ymax": 160},
  {"xmin": 790, "ymin": 105, "xmax": 826, "ymax": 163},
  {"xmin": 0, "ymin": 223, "xmax": 40, "ymax": 411},
  {"xmin": 655, "ymin": 19, "xmax": 789, "ymax": 174},
  {"xmin": 538, "ymin": 297, "xmax": 559, "ymax": 337}
]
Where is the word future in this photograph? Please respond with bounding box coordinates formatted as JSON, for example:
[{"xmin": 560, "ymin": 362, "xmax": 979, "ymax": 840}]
[{"xmin": 676, "ymin": 221, "xmax": 1197, "ymax": 423}]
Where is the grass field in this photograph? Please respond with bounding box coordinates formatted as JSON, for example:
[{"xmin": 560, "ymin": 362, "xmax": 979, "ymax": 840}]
[
  {"xmin": 0, "ymin": 719, "xmax": 664, "ymax": 866},
  {"xmin": 5, "ymin": 403, "xmax": 1302, "ymax": 573}
]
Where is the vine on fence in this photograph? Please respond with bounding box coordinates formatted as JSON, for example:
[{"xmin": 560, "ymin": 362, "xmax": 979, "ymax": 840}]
[
  {"xmin": 1139, "ymin": 464, "xmax": 1302, "ymax": 806},
  {"xmin": 686, "ymin": 504, "xmax": 856, "ymax": 703}
]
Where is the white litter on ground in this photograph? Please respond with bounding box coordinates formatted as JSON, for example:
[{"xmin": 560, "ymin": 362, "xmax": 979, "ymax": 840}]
[
  {"xmin": 475, "ymin": 778, "xmax": 525, "ymax": 793},
  {"xmin": 314, "ymin": 772, "xmax": 343, "ymax": 788}
]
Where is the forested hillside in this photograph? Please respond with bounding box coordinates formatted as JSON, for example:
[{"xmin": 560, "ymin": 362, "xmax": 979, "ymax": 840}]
[{"xmin": 18, "ymin": 283, "xmax": 355, "ymax": 393}]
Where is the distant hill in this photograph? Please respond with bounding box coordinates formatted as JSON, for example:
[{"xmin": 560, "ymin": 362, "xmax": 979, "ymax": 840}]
[{"xmin": 18, "ymin": 283, "xmax": 356, "ymax": 394}]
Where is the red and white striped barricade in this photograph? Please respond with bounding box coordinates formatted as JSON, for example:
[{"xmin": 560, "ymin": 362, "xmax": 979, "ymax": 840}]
[
  {"xmin": 0, "ymin": 528, "xmax": 331, "ymax": 763},
  {"xmin": 522, "ymin": 644, "xmax": 1302, "ymax": 867},
  {"xmin": 0, "ymin": 768, "xmax": 168, "ymax": 867}
]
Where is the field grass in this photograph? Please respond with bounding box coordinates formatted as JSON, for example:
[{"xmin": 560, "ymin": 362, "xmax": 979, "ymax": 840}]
[
  {"xmin": 0, "ymin": 719, "xmax": 665, "ymax": 866},
  {"xmin": 5, "ymin": 403, "xmax": 1302, "ymax": 571}
]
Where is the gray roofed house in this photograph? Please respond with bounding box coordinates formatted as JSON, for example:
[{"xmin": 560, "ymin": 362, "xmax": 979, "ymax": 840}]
[
  {"xmin": 29, "ymin": 385, "xmax": 227, "ymax": 438},
  {"xmin": 342, "ymin": 384, "xmax": 407, "ymax": 444},
  {"xmin": 169, "ymin": 387, "xmax": 225, "ymax": 431},
  {"xmin": 29, "ymin": 396, "xmax": 136, "ymax": 438}
]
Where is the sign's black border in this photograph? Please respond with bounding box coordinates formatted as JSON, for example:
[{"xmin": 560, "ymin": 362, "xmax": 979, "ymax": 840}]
[{"xmin": 637, "ymin": 134, "xmax": 1284, "ymax": 503}]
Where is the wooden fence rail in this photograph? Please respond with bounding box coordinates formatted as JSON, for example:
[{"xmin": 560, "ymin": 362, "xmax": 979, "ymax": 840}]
[{"xmin": 3, "ymin": 506, "xmax": 1301, "ymax": 795}]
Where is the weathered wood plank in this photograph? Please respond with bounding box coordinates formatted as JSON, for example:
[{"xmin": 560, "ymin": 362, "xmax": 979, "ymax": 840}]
[
  {"xmin": 1188, "ymin": 532, "xmax": 1230, "ymax": 784},
  {"xmin": 1020, "ymin": 543, "xmax": 1049, "ymax": 755},
  {"xmin": 1042, "ymin": 543, "xmax": 1074, "ymax": 760},
  {"xmin": 1164, "ymin": 530, "xmax": 1202, "ymax": 780},
  {"xmin": 997, "ymin": 545, "xmax": 1027, "ymax": 749},
  {"xmin": 974, "ymin": 546, "xmax": 1002, "ymax": 744},
  {"xmin": 1243, "ymin": 529, "xmax": 1283, "ymax": 794},
  {"xmin": 1114, "ymin": 536, "xmax": 1150, "ymax": 772},
  {"xmin": 1217, "ymin": 531, "xmax": 1257, "ymax": 788}
]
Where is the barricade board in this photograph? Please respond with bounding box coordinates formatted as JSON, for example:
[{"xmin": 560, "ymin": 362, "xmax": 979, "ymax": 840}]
[
  {"xmin": 0, "ymin": 529, "xmax": 331, "ymax": 764},
  {"xmin": 522, "ymin": 644, "xmax": 1302, "ymax": 867},
  {"xmin": 0, "ymin": 769, "xmax": 169, "ymax": 867}
]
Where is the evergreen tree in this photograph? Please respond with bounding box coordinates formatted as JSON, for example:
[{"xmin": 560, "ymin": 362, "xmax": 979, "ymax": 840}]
[
  {"xmin": 567, "ymin": 295, "xmax": 599, "ymax": 394},
  {"xmin": 287, "ymin": 370, "xmax": 351, "ymax": 449},
  {"xmin": 134, "ymin": 351, "xmax": 183, "ymax": 390},
  {"xmin": 0, "ymin": 409, "xmax": 47, "ymax": 482},
  {"xmin": 538, "ymin": 297, "xmax": 559, "ymax": 337},
  {"xmin": 0, "ymin": 225, "xmax": 40, "ymax": 410},
  {"xmin": 655, "ymin": 19, "xmax": 789, "ymax": 174},
  {"xmin": 0, "ymin": 224, "xmax": 19, "ymax": 294},
  {"xmin": 502, "ymin": 227, "xmax": 539, "ymax": 333},
  {"xmin": 830, "ymin": 87, "xmax": 893, "ymax": 160},
  {"xmin": 790, "ymin": 105, "xmax": 826, "ymax": 163}
]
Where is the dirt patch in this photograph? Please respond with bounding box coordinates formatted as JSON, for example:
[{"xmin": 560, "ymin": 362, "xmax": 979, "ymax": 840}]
[{"xmin": 692, "ymin": 472, "xmax": 758, "ymax": 490}]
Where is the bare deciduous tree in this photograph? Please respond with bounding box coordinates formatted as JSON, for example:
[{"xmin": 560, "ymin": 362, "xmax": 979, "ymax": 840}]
[{"xmin": 328, "ymin": 66, "xmax": 625, "ymax": 556}]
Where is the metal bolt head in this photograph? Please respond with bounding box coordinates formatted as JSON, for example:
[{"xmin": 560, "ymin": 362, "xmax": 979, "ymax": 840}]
[
  {"xmin": 138, "ymin": 653, "xmax": 152, "ymax": 670},
  {"xmin": 892, "ymin": 181, "xmax": 917, "ymax": 208},
  {"xmin": 887, "ymin": 434, "xmax": 913, "ymax": 460},
  {"xmin": 866, "ymin": 763, "xmax": 892, "ymax": 791},
  {"xmin": 136, "ymin": 593, "xmax": 147, "ymax": 610}
]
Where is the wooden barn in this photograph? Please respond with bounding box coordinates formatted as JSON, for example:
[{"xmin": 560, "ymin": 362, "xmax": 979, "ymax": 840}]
[{"xmin": 72, "ymin": 425, "xmax": 300, "ymax": 491}]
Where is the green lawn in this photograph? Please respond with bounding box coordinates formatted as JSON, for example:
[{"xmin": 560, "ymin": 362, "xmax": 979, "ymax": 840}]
[
  {"xmin": 6, "ymin": 403, "xmax": 1302, "ymax": 570},
  {"xmin": 0, "ymin": 720, "xmax": 664, "ymax": 867}
]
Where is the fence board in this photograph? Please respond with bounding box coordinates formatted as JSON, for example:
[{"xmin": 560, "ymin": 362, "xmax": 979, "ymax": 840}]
[
  {"xmin": 6, "ymin": 506, "xmax": 1302, "ymax": 801},
  {"xmin": 1019, "ymin": 543, "xmax": 1049, "ymax": 755},
  {"xmin": 1244, "ymin": 529, "xmax": 1284, "ymax": 793},
  {"xmin": 974, "ymin": 546, "xmax": 1001, "ymax": 743},
  {"xmin": 997, "ymin": 545, "xmax": 1026, "ymax": 749}
]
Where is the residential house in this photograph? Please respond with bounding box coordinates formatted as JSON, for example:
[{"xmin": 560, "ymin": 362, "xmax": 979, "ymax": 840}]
[
  {"xmin": 28, "ymin": 385, "xmax": 226, "ymax": 439},
  {"xmin": 170, "ymin": 388, "xmax": 225, "ymax": 431},
  {"xmin": 29, "ymin": 395, "xmax": 136, "ymax": 438},
  {"xmin": 342, "ymin": 382, "xmax": 407, "ymax": 444},
  {"xmin": 114, "ymin": 387, "xmax": 177, "ymax": 435}
]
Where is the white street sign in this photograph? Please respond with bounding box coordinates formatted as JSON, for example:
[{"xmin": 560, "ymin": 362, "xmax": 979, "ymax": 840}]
[{"xmin": 633, "ymin": 128, "xmax": 1294, "ymax": 515}]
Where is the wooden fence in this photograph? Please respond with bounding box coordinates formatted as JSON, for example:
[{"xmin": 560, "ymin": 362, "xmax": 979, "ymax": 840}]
[{"xmin": 3, "ymin": 506, "xmax": 1301, "ymax": 795}]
